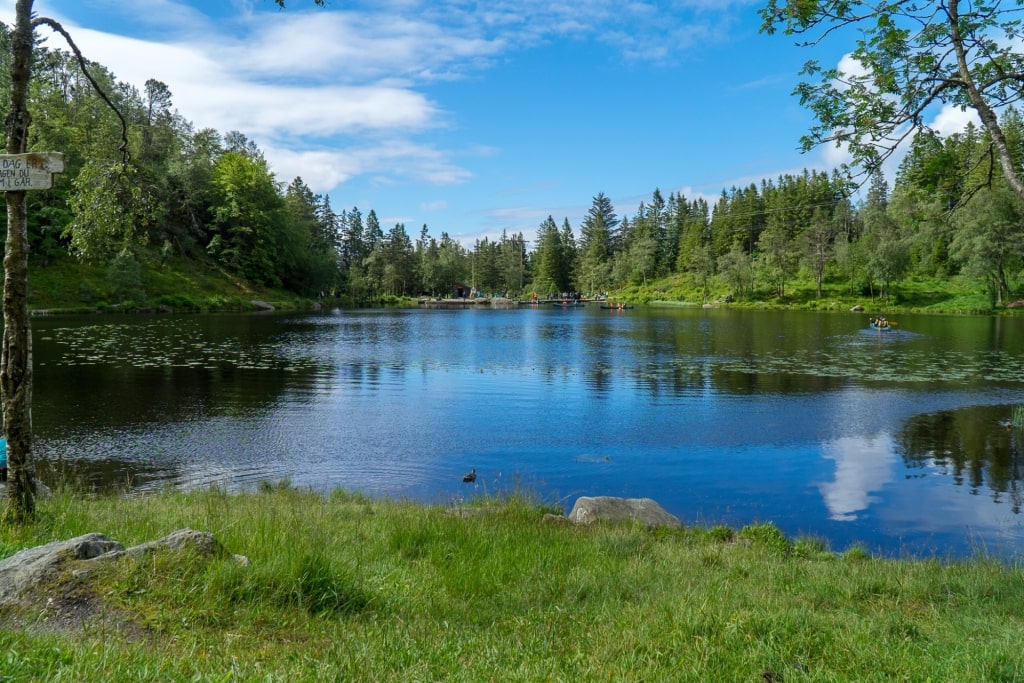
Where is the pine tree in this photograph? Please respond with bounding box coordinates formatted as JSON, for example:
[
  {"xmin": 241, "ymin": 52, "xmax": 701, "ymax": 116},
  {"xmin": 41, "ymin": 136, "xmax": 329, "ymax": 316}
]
[{"xmin": 577, "ymin": 193, "xmax": 617, "ymax": 293}]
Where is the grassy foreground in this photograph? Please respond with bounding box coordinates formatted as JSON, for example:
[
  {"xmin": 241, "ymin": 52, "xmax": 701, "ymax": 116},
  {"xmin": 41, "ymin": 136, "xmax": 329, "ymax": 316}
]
[
  {"xmin": 2, "ymin": 489, "xmax": 1024, "ymax": 679},
  {"xmin": 1, "ymin": 487, "xmax": 1024, "ymax": 682}
]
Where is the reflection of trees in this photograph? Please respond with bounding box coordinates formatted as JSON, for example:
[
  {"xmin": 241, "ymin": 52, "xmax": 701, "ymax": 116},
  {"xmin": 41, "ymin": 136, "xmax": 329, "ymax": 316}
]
[
  {"xmin": 627, "ymin": 365, "xmax": 707, "ymax": 397},
  {"xmin": 34, "ymin": 456, "xmax": 168, "ymax": 493},
  {"xmin": 34, "ymin": 362, "xmax": 315, "ymax": 429},
  {"xmin": 896, "ymin": 405, "xmax": 1024, "ymax": 513},
  {"xmin": 709, "ymin": 366, "xmax": 847, "ymax": 395}
]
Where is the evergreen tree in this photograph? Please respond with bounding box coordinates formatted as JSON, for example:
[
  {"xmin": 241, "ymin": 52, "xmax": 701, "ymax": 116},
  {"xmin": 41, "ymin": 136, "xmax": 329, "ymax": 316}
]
[
  {"xmin": 280, "ymin": 177, "xmax": 336, "ymax": 295},
  {"xmin": 532, "ymin": 216, "xmax": 563, "ymax": 295},
  {"xmin": 384, "ymin": 222, "xmax": 415, "ymax": 296},
  {"xmin": 577, "ymin": 193, "xmax": 617, "ymax": 293},
  {"xmin": 363, "ymin": 209, "xmax": 386, "ymax": 293},
  {"xmin": 559, "ymin": 218, "xmax": 577, "ymax": 291},
  {"xmin": 472, "ymin": 237, "xmax": 500, "ymax": 294},
  {"xmin": 647, "ymin": 188, "xmax": 670, "ymax": 276},
  {"xmin": 675, "ymin": 196, "xmax": 709, "ymax": 273}
]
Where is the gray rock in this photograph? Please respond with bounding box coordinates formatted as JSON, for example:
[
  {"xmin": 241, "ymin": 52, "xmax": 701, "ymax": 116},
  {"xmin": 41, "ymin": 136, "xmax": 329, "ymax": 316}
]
[
  {"xmin": 121, "ymin": 528, "xmax": 226, "ymax": 559},
  {"xmin": 0, "ymin": 529, "xmax": 248, "ymax": 607},
  {"xmin": 111, "ymin": 528, "xmax": 249, "ymax": 567},
  {"xmin": 0, "ymin": 533, "xmax": 123, "ymax": 603},
  {"xmin": 0, "ymin": 479, "xmax": 52, "ymax": 499},
  {"xmin": 568, "ymin": 496, "xmax": 682, "ymax": 529}
]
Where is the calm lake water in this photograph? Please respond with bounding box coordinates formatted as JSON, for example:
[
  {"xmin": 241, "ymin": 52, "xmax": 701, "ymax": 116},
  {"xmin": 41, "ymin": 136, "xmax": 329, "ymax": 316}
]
[{"xmin": 28, "ymin": 306, "xmax": 1024, "ymax": 559}]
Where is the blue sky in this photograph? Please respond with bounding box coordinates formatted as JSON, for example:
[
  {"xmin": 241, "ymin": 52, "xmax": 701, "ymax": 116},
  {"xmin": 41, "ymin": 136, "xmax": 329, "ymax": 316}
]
[{"xmin": 2, "ymin": 0, "xmax": 974, "ymax": 246}]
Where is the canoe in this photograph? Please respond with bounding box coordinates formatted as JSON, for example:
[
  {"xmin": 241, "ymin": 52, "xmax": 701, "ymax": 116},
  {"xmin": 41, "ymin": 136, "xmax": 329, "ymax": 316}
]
[
  {"xmin": 552, "ymin": 302, "xmax": 585, "ymax": 308},
  {"xmin": 869, "ymin": 319, "xmax": 896, "ymax": 330},
  {"xmin": 600, "ymin": 305, "xmax": 634, "ymax": 310}
]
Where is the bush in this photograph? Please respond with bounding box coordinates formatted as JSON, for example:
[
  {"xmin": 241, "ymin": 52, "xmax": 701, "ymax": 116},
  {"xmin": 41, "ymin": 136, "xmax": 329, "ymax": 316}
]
[{"xmin": 737, "ymin": 522, "xmax": 793, "ymax": 556}]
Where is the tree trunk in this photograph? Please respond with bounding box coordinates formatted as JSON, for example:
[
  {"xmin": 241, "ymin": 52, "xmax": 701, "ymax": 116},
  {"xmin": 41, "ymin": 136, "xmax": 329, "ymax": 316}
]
[
  {"xmin": 3, "ymin": 0, "xmax": 37, "ymax": 521},
  {"xmin": 948, "ymin": 0, "xmax": 1024, "ymax": 202}
]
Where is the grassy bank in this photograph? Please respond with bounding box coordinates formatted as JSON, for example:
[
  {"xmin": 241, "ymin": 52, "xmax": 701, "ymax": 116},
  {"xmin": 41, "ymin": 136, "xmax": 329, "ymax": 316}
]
[
  {"xmin": 24, "ymin": 245, "xmax": 1024, "ymax": 317},
  {"xmin": 1, "ymin": 486, "xmax": 1022, "ymax": 681},
  {"xmin": 26, "ymin": 252, "xmax": 308, "ymax": 314},
  {"xmin": 620, "ymin": 272, "xmax": 1022, "ymax": 316}
]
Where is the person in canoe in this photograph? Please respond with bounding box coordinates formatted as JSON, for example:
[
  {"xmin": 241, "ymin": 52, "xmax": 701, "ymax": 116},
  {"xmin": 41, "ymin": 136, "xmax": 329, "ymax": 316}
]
[{"xmin": 870, "ymin": 316, "xmax": 890, "ymax": 329}]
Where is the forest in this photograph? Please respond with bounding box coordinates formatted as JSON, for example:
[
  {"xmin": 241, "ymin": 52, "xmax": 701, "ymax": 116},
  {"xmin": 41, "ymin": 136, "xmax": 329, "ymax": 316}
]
[{"xmin": 2, "ymin": 21, "xmax": 1023, "ymax": 310}]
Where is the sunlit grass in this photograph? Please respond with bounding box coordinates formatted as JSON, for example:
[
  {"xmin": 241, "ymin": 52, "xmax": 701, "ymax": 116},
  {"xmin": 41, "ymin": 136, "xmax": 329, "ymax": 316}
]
[
  {"xmin": 27, "ymin": 251, "xmax": 304, "ymax": 312},
  {"xmin": 2, "ymin": 486, "xmax": 1024, "ymax": 681},
  {"xmin": 634, "ymin": 271, "xmax": 1024, "ymax": 316}
]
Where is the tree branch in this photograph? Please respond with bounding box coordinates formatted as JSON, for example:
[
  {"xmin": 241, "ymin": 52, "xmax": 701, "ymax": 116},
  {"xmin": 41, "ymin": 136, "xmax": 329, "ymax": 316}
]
[{"xmin": 31, "ymin": 16, "xmax": 130, "ymax": 165}]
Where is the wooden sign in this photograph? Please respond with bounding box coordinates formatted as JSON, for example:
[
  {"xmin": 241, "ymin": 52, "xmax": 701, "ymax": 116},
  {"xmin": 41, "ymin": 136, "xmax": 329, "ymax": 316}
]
[{"xmin": 0, "ymin": 152, "xmax": 65, "ymax": 191}]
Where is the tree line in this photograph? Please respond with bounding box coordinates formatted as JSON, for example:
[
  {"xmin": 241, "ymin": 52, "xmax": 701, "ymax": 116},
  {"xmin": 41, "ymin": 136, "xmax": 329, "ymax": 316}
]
[
  {"xmin": 531, "ymin": 106, "xmax": 1024, "ymax": 306},
  {"xmin": 2, "ymin": 22, "xmax": 1022, "ymax": 306}
]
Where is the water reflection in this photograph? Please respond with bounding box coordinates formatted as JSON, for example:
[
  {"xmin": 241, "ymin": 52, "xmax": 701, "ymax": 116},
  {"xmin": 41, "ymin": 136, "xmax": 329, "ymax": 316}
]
[
  {"xmin": 818, "ymin": 434, "xmax": 898, "ymax": 521},
  {"xmin": 897, "ymin": 405, "xmax": 1024, "ymax": 513},
  {"xmin": 26, "ymin": 308, "xmax": 1024, "ymax": 557}
]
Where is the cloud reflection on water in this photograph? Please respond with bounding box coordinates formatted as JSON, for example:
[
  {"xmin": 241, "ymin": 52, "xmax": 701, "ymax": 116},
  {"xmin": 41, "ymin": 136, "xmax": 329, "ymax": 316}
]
[{"xmin": 818, "ymin": 434, "xmax": 898, "ymax": 521}]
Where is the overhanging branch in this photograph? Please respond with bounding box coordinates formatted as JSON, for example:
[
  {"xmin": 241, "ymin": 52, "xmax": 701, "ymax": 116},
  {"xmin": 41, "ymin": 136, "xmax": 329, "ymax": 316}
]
[{"xmin": 31, "ymin": 16, "xmax": 130, "ymax": 165}]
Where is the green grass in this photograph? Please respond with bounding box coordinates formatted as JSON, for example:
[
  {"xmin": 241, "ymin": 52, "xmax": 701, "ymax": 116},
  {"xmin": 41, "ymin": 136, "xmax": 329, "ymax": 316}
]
[
  {"xmin": 635, "ymin": 272, "xmax": 1024, "ymax": 316},
  {"xmin": 2, "ymin": 486, "xmax": 1024, "ymax": 681},
  {"xmin": 26, "ymin": 251, "xmax": 307, "ymax": 313}
]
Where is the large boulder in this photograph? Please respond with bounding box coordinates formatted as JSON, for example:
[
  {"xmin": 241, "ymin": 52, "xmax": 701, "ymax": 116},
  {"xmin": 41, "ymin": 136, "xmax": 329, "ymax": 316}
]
[
  {"xmin": 567, "ymin": 496, "xmax": 682, "ymax": 529},
  {"xmin": 0, "ymin": 533, "xmax": 123, "ymax": 604},
  {"xmin": 0, "ymin": 529, "xmax": 246, "ymax": 608}
]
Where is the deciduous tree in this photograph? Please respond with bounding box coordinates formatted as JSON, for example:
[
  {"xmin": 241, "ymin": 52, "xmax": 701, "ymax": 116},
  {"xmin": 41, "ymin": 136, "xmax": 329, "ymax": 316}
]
[
  {"xmin": 760, "ymin": 0, "xmax": 1024, "ymax": 202},
  {"xmin": 2, "ymin": 0, "xmax": 327, "ymax": 522}
]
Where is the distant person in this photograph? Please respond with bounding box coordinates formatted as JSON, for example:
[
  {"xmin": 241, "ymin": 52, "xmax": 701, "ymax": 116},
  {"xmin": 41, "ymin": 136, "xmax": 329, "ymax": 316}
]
[{"xmin": 0, "ymin": 436, "xmax": 6, "ymax": 482}]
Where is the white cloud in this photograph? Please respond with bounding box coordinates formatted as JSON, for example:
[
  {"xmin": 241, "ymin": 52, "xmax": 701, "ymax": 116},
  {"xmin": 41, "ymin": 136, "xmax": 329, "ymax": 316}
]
[
  {"xmin": 59, "ymin": 27, "xmax": 440, "ymax": 140},
  {"xmin": 3, "ymin": 0, "xmax": 788, "ymax": 235},
  {"xmin": 931, "ymin": 104, "xmax": 981, "ymax": 137},
  {"xmin": 836, "ymin": 52, "xmax": 868, "ymax": 80},
  {"xmin": 264, "ymin": 139, "xmax": 473, "ymax": 193},
  {"xmin": 820, "ymin": 140, "xmax": 853, "ymax": 169},
  {"xmin": 234, "ymin": 12, "xmax": 505, "ymax": 84}
]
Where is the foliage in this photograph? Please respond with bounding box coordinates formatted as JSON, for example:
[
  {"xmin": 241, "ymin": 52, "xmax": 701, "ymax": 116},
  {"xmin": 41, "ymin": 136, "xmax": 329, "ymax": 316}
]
[
  {"xmin": 949, "ymin": 187, "xmax": 1024, "ymax": 305},
  {"xmin": 105, "ymin": 249, "xmax": 144, "ymax": 304},
  {"xmin": 65, "ymin": 162, "xmax": 154, "ymax": 260},
  {"xmin": 759, "ymin": 0, "xmax": 1024, "ymax": 202},
  {"xmin": 4, "ymin": 1, "xmax": 1024, "ymax": 311},
  {"xmin": 207, "ymin": 151, "xmax": 286, "ymax": 286}
]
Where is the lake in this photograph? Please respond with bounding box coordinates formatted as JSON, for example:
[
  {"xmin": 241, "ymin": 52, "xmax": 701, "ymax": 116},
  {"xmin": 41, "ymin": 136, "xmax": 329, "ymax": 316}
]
[{"xmin": 27, "ymin": 305, "xmax": 1024, "ymax": 559}]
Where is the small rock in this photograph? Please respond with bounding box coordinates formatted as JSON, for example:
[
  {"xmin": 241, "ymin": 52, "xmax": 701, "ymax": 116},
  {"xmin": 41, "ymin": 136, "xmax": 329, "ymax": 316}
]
[{"xmin": 542, "ymin": 513, "xmax": 570, "ymax": 525}]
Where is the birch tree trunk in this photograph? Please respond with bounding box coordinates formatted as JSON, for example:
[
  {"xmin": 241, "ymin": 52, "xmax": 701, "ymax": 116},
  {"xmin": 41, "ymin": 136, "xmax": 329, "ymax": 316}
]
[{"xmin": 3, "ymin": 0, "xmax": 36, "ymax": 521}]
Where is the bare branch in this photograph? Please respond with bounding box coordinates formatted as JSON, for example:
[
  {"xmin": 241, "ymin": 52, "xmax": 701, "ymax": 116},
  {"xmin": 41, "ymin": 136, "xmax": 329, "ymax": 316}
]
[{"xmin": 31, "ymin": 16, "xmax": 130, "ymax": 165}]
